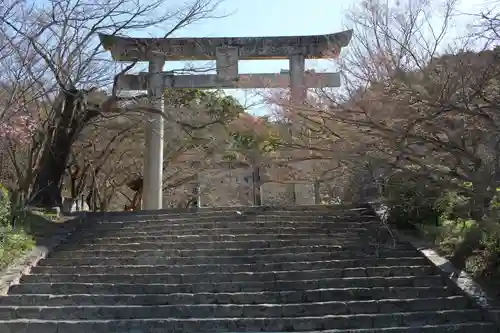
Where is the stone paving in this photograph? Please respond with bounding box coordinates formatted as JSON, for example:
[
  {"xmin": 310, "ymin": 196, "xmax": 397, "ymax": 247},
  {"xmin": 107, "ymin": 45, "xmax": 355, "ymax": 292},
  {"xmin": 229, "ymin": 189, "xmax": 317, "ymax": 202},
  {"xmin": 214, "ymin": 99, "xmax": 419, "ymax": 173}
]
[{"xmin": 0, "ymin": 205, "xmax": 497, "ymax": 332}]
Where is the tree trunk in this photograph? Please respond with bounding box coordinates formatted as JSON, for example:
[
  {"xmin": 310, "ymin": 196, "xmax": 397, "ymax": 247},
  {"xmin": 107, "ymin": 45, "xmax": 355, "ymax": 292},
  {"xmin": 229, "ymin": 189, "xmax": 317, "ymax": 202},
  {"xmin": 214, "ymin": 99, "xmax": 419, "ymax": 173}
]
[
  {"xmin": 29, "ymin": 89, "xmax": 99, "ymax": 208},
  {"xmin": 85, "ymin": 190, "xmax": 93, "ymax": 211}
]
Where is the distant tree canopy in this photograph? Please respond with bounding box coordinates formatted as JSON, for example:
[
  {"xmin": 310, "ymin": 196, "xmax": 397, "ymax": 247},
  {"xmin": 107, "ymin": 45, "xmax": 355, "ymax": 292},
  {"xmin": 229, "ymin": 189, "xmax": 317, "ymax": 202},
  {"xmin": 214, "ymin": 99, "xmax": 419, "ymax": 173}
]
[{"xmin": 64, "ymin": 88, "xmax": 248, "ymax": 211}]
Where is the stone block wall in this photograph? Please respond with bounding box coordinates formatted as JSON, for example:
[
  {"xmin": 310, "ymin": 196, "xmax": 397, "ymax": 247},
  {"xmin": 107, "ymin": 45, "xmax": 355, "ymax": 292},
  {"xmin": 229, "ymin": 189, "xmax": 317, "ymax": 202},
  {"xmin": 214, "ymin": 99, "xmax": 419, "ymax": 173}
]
[
  {"xmin": 261, "ymin": 183, "xmax": 294, "ymax": 206},
  {"xmin": 199, "ymin": 168, "xmax": 253, "ymax": 207},
  {"xmin": 294, "ymin": 183, "xmax": 316, "ymax": 205}
]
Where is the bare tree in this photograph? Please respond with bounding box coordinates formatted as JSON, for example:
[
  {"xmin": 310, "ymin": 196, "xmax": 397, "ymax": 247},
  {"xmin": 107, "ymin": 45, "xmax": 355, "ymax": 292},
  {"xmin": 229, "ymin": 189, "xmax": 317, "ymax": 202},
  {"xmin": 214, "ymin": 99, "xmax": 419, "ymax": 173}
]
[
  {"xmin": 260, "ymin": 0, "xmax": 499, "ymax": 213},
  {"xmin": 469, "ymin": 0, "xmax": 500, "ymax": 48},
  {"xmin": 0, "ymin": 0, "xmax": 224, "ymax": 207},
  {"xmin": 254, "ymin": 0, "xmax": 500, "ymax": 268},
  {"xmin": 59, "ymin": 87, "xmax": 245, "ymax": 211},
  {"xmin": 334, "ymin": 0, "xmax": 500, "ymax": 218}
]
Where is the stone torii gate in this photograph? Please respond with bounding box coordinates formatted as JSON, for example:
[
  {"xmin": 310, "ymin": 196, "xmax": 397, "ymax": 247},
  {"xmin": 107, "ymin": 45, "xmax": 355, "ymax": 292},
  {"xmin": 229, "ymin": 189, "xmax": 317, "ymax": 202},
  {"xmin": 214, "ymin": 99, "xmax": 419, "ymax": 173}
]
[{"xmin": 99, "ymin": 30, "xmax": 353, "ymax": 210}]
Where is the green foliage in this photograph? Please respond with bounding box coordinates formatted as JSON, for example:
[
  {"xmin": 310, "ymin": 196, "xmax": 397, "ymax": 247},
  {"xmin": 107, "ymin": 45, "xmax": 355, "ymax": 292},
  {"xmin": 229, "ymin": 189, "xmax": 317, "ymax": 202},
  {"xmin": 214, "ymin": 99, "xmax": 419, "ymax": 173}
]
[
  {"xmin": 431, "ymin": 219, "xmax": 500, "ymax": 287},
  {"xmin": 261, "ymin": 132, "xmax": 282, "ymax": 153},
  {"xmin": 230, "ymin": 132, "xmax": 258, "ymax": 150},
  {"xmin": 384, "ymin": 174, "xmax": 444, "ymax": 229},
  {"xmin": 0, "ymin": 185, "xmax": 35, "ymax": 270},
  {"xmin": 229, "ymin": 130, "xmax": 282, "ymax": 156},
  {"xmin": 0, "ymin": 224, "xmax": 35, "ymax": 270},
  {"xmin": 164, "ymin": 89, "xmax": 244, "ymax": 121},
  {"xmin": 436, "ymin": 190, "xmax": 469, "ymax": 221},
  {"xmin": 490, "ymin": 187, "xmax": 500, "ymax": 209},
  {"xmin": 473, "ymin": 229, "xmax": 500, "ymax": 280},
  {"xmin": 388, "ymin": 176, "xmax": 500, "ymax": 294},
  {"xmin": 222, "ymin": 152, "xmax": 237, "ymax": 161},
  {"xmin": 0, "ymin": 184, "xmax": 10, "ymax": 226},
  {"xmin": 229, "ymin": 115, "xmax": 282, "ymax": 154},
  {"xmin": 433, "ymin": 218, "xmax": 477, "ymax": 254},
  {"xmin": 384, "ymin": 171, "xmax": 478, "ymax": 233}
]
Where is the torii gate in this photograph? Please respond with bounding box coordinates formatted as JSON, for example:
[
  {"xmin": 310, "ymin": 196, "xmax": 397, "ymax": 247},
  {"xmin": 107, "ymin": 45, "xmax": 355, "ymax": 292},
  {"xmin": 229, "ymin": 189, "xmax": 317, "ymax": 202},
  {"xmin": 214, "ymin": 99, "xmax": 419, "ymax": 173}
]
[{"xmin": 99, "ymin": 30, "xmax": 353, "ymax": 210}]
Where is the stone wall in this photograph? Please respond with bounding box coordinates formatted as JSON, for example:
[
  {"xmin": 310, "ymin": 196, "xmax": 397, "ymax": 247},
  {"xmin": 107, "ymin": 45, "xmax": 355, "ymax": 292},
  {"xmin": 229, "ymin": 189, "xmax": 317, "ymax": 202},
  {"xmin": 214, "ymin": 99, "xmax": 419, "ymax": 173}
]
[
  {"xmin": 261, "ymin": 183, "xmax": 295, "ymax": 206},
  {"xmin": 199, "ymin": 168, "xmax": 253, "ymax": 207},
  {"xmin": 158, "ymin": 158, "xmax": 320, "ymax": 208}
]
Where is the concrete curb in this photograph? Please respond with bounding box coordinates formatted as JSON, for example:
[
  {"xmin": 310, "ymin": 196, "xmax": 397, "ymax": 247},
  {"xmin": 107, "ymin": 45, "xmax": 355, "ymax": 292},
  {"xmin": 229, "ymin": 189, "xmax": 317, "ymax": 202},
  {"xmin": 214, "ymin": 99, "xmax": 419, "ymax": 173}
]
[
  {"xmin": 367, "ymin": 201, "xmax": 500, "ymax": 328},
  {"xmin": 0, "ymin": 213, "xmax": 88, "ymax": 295}
]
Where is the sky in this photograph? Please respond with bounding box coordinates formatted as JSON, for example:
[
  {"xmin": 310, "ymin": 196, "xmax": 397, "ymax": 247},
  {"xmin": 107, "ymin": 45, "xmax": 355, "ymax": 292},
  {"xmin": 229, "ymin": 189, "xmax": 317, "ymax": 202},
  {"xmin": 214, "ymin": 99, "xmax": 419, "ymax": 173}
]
[
  {"xmin": 126, "ymin": 0, "xmax": 491, "ymax": 115},
  {"xmin": 151, "ymin": 0, "xmax": 352, "ymax": 115},
  {"xmin": 169, "ymin": 0, "xmax": 351, "ymax": 71}
]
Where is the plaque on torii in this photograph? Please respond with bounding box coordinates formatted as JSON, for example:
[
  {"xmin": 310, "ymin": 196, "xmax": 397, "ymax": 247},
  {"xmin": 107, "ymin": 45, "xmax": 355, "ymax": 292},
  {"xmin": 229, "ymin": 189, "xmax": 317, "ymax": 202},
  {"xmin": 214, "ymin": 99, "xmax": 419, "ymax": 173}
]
[{"xmin": 99, "ymin": 30, "xmax": 353, "ymax": 210}]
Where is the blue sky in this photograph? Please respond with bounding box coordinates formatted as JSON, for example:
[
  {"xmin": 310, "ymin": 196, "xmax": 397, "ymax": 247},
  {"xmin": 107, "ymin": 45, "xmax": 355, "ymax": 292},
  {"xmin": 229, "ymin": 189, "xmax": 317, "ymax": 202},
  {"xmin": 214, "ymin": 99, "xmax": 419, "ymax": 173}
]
[
  {"xmin": 166, "ymin": 0, "xmax": 349, "ymax": 72},
  {"xmin": 160, "ymin": 0, "xmax": 351, "ymax": 115},
  {"xmin": 126, "ymin": 0, "xmax": 489, "ymax": 115}
]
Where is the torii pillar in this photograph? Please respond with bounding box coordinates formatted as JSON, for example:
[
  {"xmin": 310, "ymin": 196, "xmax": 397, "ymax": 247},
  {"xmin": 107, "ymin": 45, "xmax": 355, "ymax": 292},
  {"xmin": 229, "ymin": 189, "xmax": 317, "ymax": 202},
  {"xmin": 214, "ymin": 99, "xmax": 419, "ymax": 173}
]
[
  {"xmin": 99, "ymin": 31, "xmax": 352, "ymax": 210},
  {"xmin": 143, "ymin": 57, "xmax": 165, "ymax": 210}
]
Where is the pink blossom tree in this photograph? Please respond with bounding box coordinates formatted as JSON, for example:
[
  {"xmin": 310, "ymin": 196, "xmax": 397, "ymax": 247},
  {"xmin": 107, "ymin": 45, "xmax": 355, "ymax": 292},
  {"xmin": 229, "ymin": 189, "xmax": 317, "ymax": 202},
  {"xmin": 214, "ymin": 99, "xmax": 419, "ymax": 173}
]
[{"xmin": 0, "ymin": 115, "xmax": 36, "ymax": 144}]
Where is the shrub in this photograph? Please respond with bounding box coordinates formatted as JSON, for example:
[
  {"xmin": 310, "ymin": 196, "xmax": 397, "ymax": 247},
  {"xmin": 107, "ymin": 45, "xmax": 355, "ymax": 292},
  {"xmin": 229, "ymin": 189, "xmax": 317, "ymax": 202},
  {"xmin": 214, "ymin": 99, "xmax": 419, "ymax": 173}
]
[
  {"xmin": 0, "ymin": 224, "xmax": 35, "ymax": 269},
  {"xmin": 0, "ymin": 185, "xmax": 34, "ymax": 270},
  {"xmin": 381, "ymin": 173, "xmax": 500, "ymax": 295},
  {"xmin": 435, "ymin": 218, "xmax": 477, "ymax": 254},
  {"xmin": 0, "ymin": 184, "xmax": 10, "ymax": 226},
  {"xmin": 437, "ymin": 190, "xmax": 470, "ymax": 221},
  {"xmin": 384, "ymin": 173, "xmax": 444, "ymax": 229}
]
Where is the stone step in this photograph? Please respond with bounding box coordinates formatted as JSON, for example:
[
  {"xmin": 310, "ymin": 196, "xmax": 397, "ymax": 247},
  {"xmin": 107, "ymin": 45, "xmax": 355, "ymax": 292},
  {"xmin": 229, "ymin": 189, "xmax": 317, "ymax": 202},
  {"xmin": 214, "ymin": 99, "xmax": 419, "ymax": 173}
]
[
  {"xmin": 322, "ymin": 324, "xmax": 497, "ymax": 333},
  {"xmin": 38, "ymin": 255, "xmax": 428, "ymax": 268},
  {"xmin": 98, "ymin": 213, "xmax": 377, "ymax": 223},
  {"xmin": 40, "ymin": 252, "xmax": 423, "ymax": 266},
  {"xmin": 8, "ymin": 206, "xmax": 491, "ymax": 333},
  {"xmin": 95, "ymin": 207, "xmax": 367, "ymax": 217},
  {"xmin": 110, "ymin": 203, "xmax": 363, "ymax": 211},
  {"xmin": 32, "ymin": 258, "xmax": 430, "ymax": 274},
  {"xmin": 21, "ymin": 266, "xmax": 436, "ymax": 284},
  {"xmin": 95, "ymin": 209, "xmax": 374, "ymax": 222},
  {"xmin": 0, "ymin": 297, "xmax": 475, "ymax": 320},
  {"xmin": 93, "ymin": 216, "xmax": 374, "ymax": 226},
  {"xmin": 99, "ymin": 214, "xmax": 375, "ymax": 222},
  {"xmin": 84, "ymin": 226, "xmax": 372, "ymax": 238},
  {"xmin": 88, "ymin": 220, "xmax": 377, "ymax": 232},
  {"xmin": 57, "ymin": 239, "xmax": 412, "ymax": 251},
  {"xmin": 72, "ymin": 233, "xmax": 379, "ymax": 244},
  {"xmin": 93, "ymin": 215, "xmax": 378, "ymax": 226},
  {"xmin": 80, "ymin": 226, "xmax": 370, "ymax": 237},
  {"xmin": 0, "ymin": 310, "xmax": 489, "ymax": 332},
  {"xmin": 96, "ymin": 211, "xmax": 376, "ymax": 220},
  {"xmin": 0, "ymin": 287, "xmax": 459, "ymax": 306},
  {"xmin": 47, "ymin": 245, "xmax": 421, "ymax": 259},
  {"xmin": 9, "ymin": 276, "xmax": 447, "ymax": 294}
]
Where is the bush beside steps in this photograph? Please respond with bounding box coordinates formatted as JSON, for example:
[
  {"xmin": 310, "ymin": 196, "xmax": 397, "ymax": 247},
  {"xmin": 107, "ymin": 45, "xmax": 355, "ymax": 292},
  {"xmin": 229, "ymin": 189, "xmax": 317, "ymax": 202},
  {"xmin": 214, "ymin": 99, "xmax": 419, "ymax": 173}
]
[{"xmin": 384, "ymin": 175, "xmax": 500, "ymax": 303}]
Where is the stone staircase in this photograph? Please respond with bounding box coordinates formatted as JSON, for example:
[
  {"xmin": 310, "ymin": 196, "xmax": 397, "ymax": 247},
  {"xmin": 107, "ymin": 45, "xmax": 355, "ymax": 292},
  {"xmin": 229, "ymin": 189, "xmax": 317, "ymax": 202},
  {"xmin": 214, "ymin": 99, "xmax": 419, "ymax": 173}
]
[{"xmin": 0, "ymin": 205, "xmax": 497, "ymax": 332}]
